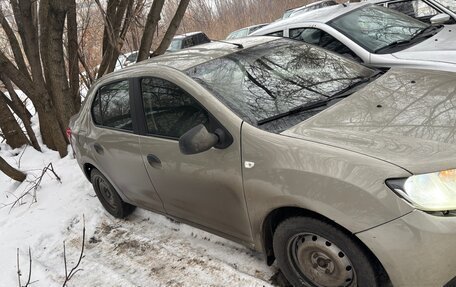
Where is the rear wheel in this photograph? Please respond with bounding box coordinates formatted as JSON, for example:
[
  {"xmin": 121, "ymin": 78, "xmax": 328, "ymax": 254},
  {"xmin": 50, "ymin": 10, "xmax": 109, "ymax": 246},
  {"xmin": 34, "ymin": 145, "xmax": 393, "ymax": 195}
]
[
  {"xmin": 273, "ymin": 217, "xmax": 380, "ymax": 287},
  {"xmin": 91, "ymin": 169, "xmax": 135, "ymax": 218}
]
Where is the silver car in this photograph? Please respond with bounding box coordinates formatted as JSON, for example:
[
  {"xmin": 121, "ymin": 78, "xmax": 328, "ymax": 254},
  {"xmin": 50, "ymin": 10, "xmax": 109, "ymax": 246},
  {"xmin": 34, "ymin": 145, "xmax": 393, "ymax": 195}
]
[
  {"xmin": 367, "ymin": 0, "xmax": 456, "ymax": 24},
  {"xmin": 70, "ymin": 36, "xmax": 456, "ymax": 287},
  {"xmin": 252, "ymin": 3, "xmax": 456, "ymax": 72}
]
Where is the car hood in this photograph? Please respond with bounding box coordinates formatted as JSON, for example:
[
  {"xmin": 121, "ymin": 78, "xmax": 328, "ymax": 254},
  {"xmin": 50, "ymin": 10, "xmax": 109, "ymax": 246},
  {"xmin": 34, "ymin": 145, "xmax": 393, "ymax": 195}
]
[
  {"xmin": 392, "ymin": 25, "xmax": 456, "ymax": 64},
  {"xmin": 283, "ymin": 68, "xmax": 456, "ymax": 174}
]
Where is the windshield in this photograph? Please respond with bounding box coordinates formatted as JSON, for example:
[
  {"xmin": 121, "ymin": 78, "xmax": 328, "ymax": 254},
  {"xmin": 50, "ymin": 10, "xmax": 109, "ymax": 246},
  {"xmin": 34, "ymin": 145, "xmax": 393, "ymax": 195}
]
[
  {"xmin": 168, "ymin": 39, "xmax": 182, "ymax": 51},
  {"xmin": 434, "ymin": 0, "xmax": 456, "ymax": 12},
  {"xmin": 186, "ymin": 39, "xmax": 376, "ymax": 132},
  {"xmin": 329, "ymin": 5, "xmax": 428, "ymax": 53}
]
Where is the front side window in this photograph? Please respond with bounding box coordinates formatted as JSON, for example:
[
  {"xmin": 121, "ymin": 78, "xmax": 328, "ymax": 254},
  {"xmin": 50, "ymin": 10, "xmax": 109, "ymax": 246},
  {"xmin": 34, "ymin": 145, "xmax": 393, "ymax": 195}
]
[
  {"xmin": 267, "ymin": 31, "xmax": 284, "ymax": 37},
  {"xmin": 91, "ymin": 80, "xmax": 132, "ymax": 131},
  {"xmin": 183, "ymin": 37, "xmax": 195, "ymax": 48},
  {"xmin": 141, "ymin": 78, "xmax": 209, "ymax": 139},
  {"xmin": 329, "ymin": 5, "xmax": 428, "ymax": 53},
  {"xmin": 289, "ymin": 28, "xmax": 360, "ymax": 61},
  {"xmin": 168, "ymin": 39, "xmax": 182, "ymax": 51},
  {"xmin": 186, "ymin": 39, "xmax": 375, "ymax": 132}
]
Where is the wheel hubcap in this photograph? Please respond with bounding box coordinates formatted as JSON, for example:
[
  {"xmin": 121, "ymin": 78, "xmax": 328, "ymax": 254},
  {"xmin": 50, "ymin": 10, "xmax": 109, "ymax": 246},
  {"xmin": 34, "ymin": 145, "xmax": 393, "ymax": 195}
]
[{"xmin": 289, "ymin": 233, "xmax": 356, "ymax": 287}]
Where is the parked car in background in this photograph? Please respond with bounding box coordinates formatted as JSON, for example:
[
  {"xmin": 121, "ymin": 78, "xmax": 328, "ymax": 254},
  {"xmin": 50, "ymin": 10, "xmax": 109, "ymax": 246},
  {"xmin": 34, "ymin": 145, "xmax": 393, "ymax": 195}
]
[
  {"xmin": 252, "ymin": 3, "xmax": 456, "ymax": 72},
  {"xmin": 70, "ymin": 36, "xmax": 456, "ymax": 287},
  {"xmin": 115, "ymin": 51, "xmax": 139, "ymax": 71},
  {"xmin": 113, "ymin": 32, "xmax": 211, "ymax": 71},
  {"xmin": 226, "ymin": 24, "xmax": 269, "ymax": 40},
  {"xmin": 281, "ymin": 0, "xmax": 338, "ymax": 19},
  {"xmin": 366, "ymin": 0, "xmax": 456, "ymax": 24},
  {"xmin": 167, "ymin": 31, "xmax": 211, "ymax": 52}
]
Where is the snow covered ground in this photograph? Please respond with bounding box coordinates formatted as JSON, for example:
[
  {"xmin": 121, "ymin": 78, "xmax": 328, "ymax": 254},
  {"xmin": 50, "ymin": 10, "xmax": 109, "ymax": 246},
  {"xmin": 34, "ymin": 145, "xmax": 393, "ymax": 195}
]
[
  {"xmin": 0, "ymin": 93, "xmax": 281, "ymax": 286},
  {"xmin": 0, "ymin": 144, "xmax": 280, "ymax": 287}
]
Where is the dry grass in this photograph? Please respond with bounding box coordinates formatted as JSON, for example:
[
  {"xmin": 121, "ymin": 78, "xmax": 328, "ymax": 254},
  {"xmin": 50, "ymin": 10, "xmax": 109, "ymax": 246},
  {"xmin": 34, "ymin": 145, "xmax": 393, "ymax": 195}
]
[{"xmin": 175, "ymin": 0, "xmax": 321, "ymax": 40}]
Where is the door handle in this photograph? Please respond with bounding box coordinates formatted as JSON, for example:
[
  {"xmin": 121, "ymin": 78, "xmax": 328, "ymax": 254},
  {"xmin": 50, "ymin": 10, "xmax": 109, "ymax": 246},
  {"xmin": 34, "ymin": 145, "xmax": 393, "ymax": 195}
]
[
  {"xmin": 147, "ymin": 154, "xmax": 162, "ymax": 168},
  {"xmin": 94, "ymin": 143, "xmax": 104, "ymax": 155}
]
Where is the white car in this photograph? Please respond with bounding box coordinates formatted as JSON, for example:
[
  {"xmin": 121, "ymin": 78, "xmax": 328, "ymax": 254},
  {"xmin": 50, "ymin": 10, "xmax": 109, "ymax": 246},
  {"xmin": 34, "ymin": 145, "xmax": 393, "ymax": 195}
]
[
  {"xmin": 252, "ymin": 2, "xmax": 456, "ymax": 72},
  {"xmin": 282, "ymin": 0, "xmax": 337, "ymax": 19},
  {"xmin": 366, "ymin": 0, "xmax": 456, "ymax": 24}
]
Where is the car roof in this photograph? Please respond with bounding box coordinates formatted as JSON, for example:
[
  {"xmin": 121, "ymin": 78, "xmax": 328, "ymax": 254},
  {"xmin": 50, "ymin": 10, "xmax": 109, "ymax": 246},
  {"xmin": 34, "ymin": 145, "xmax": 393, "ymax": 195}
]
[
  {"xmin": 172, "ymin": 31, "xmax": 206, "ymax": 40},
  {"xmin": 230, "ymin": 23, "xmax": 269, "ymax": 34},
  {"xmin": 109, "ymin": 36, "xmax": 276, "ymax": 75},
  {"xmin": 285, "ymin": 0, "xmax": 335, "ymax": 13},
  {"xmin": 254, "ymin": 2, "xmax": 368, "ymax": 34},
  {"xmin": 362, "ymin": 0, "xmax": 388, "ymax": 3}
]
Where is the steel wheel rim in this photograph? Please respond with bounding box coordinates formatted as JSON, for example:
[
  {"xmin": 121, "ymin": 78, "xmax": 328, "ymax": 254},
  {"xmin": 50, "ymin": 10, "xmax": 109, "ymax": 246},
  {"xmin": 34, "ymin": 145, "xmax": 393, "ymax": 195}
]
[
  {"xmin": 287, "ymin": 232, "xmax": 356, "ymax": 287},
  {"xmin": 95, "ymin": 176, "xmax": 117, "ymax": 210}
]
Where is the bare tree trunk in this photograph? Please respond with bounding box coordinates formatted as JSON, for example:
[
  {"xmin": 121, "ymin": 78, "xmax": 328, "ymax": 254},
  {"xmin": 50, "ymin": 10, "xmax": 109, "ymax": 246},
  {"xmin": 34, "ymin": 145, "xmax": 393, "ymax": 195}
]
[
  {"xmin": 0, "ymin": 156, "xmax": 26, "ymax": 182},
  {"xmin": 151, "ymin": 0, "xmax": 191, "ymax": 57},
  {"xmin": 40, "ymin": 0, "xmax": 78, "ymax": 133},
  {"xmin": 96, "ymin": 0, "xmax": 135, "ymax": 78},
  {"xmin": 137, "ymin": 0, "xmax": 165, "ymax": 62},
  {"xmin": 67, "ymin": 0, "xmax": 80, "ymax": 110},
  {"xmin": 0, "ymin": 97, "xmax": 29, "ymax": 148},
  {"xmin": 0, "ymin": 74, "xmax": 41, "ymax": 151}
]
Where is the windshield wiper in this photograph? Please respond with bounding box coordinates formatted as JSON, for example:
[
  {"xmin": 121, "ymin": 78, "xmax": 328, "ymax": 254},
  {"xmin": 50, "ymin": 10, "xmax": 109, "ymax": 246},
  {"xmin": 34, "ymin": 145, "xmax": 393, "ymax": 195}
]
[
  {"xmin": 329, "ymin": 70, "xmax": 382, "ymax": 99},
  {"xmin": 257, "ymin": 71, "xmax": 383, "ymax": 126},
  {"xmin": 410, "ymin": 25, "xmax": 442, "ymax": 40},
  {"xmin": 376, "ymin": 25, "xmax": 442, "ymax": 53},
  {"xmin": 375, "ymin": 39, "xmax": 413, "ymax": 53},
  {"xmin": 257, "ymin": 100, "xmax": 329, "ymax": 125}
]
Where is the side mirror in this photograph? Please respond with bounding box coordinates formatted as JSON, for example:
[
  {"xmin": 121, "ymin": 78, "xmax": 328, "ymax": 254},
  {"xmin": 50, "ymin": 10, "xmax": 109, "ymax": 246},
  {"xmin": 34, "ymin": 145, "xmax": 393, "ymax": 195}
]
[
  {"xmin": 179, "ymin": 124, "xmax": 219, "ymax": 155},
  {"xmin": 430, "ymin": 13, "xmax": 451, "ymax": 25}
]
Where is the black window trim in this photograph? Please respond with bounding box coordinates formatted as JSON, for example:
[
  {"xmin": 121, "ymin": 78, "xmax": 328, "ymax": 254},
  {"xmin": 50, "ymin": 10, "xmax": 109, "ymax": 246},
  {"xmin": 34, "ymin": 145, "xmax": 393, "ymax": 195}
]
[
  {"xmin": 90, "ymin": 78, "xmax": 138, "ymax": 134},
  {"xmin": 133, "ymin": 76, "xmax": 233, "ymax": 149}
]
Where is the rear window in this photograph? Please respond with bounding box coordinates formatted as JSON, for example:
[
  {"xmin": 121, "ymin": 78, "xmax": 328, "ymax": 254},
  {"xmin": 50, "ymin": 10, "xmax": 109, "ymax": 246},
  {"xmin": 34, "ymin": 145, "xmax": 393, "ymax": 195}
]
[{"xmin": 91, "ymin": 80, "xmax": 133, "ymax": 131}]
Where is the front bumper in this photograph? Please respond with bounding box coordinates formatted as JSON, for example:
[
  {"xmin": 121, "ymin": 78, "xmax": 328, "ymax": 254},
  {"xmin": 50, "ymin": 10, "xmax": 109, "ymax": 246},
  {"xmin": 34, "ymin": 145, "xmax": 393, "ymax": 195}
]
[{"xmin": 357, "ymin": 210, "xmax": 456, "ymax": 287}]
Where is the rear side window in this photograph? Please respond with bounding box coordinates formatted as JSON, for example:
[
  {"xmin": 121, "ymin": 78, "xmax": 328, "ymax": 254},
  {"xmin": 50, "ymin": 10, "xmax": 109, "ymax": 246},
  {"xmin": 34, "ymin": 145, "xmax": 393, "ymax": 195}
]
[
  {"xmin": 267, "ymin": 31, "xmax": 284, "ymax": 37},
  {"xmin": 141, "ymin": 78, "xmax": 209, "ymax": 139},
  {"xmin": 91, "ymin": 80, "xmax": 133, "ymax": 131}
]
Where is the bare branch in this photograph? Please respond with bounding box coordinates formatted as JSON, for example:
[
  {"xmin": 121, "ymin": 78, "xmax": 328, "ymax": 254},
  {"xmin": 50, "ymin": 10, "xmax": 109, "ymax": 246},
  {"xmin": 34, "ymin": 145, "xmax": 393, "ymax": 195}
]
[{"xmin": 62, "ymin": 215, "xmax": 86, "ymax": 286}]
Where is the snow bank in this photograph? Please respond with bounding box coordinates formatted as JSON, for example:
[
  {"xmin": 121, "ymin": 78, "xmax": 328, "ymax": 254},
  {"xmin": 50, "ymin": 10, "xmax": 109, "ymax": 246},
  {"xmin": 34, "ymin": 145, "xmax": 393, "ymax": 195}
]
[{"xmin": 0, "ymin": 144, "xmax": 276, "ymax": 286}]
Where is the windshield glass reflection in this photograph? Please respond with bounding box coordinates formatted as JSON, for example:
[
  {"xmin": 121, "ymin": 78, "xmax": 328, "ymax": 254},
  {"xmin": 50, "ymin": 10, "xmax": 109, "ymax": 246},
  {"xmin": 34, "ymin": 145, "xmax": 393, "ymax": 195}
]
[
  {"xmin": 186, "ymin": 39, "xmax": 375, "ymax": 132},
  {"xmin": 329, "ymin": 5, "xmax": 428, "ymax": 53}
]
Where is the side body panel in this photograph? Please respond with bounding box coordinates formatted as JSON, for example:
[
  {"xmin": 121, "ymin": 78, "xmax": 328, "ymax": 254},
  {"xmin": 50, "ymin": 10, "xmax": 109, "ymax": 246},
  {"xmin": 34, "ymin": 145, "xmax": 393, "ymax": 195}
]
[{"xmin": 240, "ymin": 123, "xmax": 414, "ymax": 251}]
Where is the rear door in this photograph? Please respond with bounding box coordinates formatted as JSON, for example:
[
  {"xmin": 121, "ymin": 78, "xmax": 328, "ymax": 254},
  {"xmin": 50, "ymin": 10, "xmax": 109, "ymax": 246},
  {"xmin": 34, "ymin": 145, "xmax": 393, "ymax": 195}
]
[
  {"xmin": 87, "ymin": 79, "xmax": 165, "ymax": 212},
  {"xmin": 135, "ymin": 76, "xmax": 253, "ymax": 243}
]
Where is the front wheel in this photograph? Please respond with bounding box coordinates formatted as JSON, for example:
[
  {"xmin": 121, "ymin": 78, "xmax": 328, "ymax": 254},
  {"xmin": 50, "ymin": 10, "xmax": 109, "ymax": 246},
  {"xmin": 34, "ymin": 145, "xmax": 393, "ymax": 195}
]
[{"xmin": 273, "ymin": 217, "xmax": 381, "ymax": 287}]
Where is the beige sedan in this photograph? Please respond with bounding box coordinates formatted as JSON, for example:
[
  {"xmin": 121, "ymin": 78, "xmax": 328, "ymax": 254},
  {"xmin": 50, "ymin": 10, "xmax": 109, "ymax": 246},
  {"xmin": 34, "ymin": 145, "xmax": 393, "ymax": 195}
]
[{"xmin": 70, "ymin": 37, "xmax": 456, "ymax": 287}]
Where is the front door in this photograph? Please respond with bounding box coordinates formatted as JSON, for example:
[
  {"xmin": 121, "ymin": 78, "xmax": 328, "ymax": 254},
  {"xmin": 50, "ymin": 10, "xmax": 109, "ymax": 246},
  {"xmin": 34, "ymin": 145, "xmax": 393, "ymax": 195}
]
[{"xmin": 136, "ymin": 76, "xmax": 253, "ymax": 243}]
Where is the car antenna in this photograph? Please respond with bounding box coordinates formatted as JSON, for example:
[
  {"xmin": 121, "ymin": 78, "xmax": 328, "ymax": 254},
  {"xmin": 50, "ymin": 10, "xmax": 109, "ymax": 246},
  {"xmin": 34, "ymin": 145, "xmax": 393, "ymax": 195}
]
[{"xmin": 212, "ymin": 40, "xmax": 244, "ymax": 49}]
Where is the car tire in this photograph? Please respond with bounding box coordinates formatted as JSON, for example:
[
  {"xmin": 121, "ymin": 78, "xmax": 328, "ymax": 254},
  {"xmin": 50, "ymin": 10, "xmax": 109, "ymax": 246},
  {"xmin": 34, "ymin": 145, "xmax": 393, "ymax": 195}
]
[
  {"xmin": 273, "ymin": 217, "xmax": 380, "ymax": 287},
  {"xmin": 91, "ymin": 169, "xmax": 135, "ymax": 218}
]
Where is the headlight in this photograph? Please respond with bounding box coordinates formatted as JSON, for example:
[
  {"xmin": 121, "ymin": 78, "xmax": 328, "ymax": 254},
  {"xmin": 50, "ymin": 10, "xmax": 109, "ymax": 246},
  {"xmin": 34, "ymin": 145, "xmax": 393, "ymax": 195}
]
[{"xmin": 386, "ymin": 169, "xmax": 456, "ymax": 211}]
